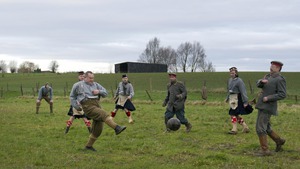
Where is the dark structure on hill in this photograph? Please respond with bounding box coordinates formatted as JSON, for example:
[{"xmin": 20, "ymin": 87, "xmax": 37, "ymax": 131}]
[{"xmin": 115, "ymin": 62, "xmax": 167, "ymax": 73}]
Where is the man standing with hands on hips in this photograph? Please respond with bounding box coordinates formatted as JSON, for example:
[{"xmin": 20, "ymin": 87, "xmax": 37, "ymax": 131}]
[{"xmin": 255, "ymin": 61, "xmax": 286, "ymax": 156}]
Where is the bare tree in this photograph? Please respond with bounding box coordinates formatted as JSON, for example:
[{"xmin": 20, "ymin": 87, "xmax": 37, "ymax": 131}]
[
  {"xmin": 18, "ymin": 61, "xmax": 37, "ymax": 73},
  {"xmin": 189, "ymin": 42, "xmax": 206, "ymax": 72},
  {"xmin": 138, "ymin": 37, "xmax": 160, "ymax": 63},
  {"xmin": 9, "ymin": 60, "xmax": 18, "ymax": 73},
  {"xmin": 176, "ymin": 42, "xmax": 192, "ymax": 72},
  {"xmin": 0, "ymin": 60, "xmax": 8, "ymax": 73},
  {"xmin": 49, "ymin": 60, "xmax": 59, "ymax": 73},
  {"xmin": 158, "ymin": 46, "xmax": 177, "ymax": 72}
]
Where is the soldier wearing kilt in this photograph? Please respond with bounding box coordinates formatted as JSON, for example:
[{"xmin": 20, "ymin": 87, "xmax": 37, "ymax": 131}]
[
  {"xmin": 65, "ymin": 71, "xmax": 92, "ymax": 134},
  {"xmin": 226, "ymin": 67, "xmax": 251, "ymax": 135},
  {"xmin": 111, "ymin": 74, "xmax": 136, "ymax": 124}
]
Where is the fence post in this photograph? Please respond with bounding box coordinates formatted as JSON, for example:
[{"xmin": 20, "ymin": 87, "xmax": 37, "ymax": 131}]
[
  {"xmin": 32, "ymin": 88, "xmax": 35, "ymax": 97},
  {"xmin": 248, "ymin": 80, "xmax": 254, "ymax": 94},
  {"xmin": 295, "ymin": 95, "xmax": 298, "ymax": 103},
  {"xmin": 0, "ymin": 87, "xmax": 3, "ymax": 98},
  {"xmin": 145, "ymin": 90, "xmax": 153, "ymax": 101},
  {"xmin": 20, "ymin": 84, "xmax": 23, "ymax": 96},
  {"xmin": 6, "ymin": 83, "xmax": 9, "ymax": 91},
  {"xmin": 201, "ymin": 80, "xmax": 207, "ymax": 100},
  {"xmin": 64, "ymin": 87, "xmax": 67, "ymax": 97}
]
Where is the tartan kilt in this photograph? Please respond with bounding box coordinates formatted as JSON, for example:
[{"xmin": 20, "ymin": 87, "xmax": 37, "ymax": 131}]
[{"xmin": 115, "ymin": 99, "xmax": 136, "ymax": 111}]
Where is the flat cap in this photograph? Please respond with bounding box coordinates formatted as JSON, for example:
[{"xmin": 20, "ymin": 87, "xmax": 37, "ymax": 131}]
[
  {"xmin": 168, "ymin": 73, "xmax": 177, "ymax": 77},
  {"xmin": 122, "ymin": 74, "xmax": 128, "ymax": 78},
  {"xmin": 271, "ymin": 61, "xmax": 283, "ymax": 67}
]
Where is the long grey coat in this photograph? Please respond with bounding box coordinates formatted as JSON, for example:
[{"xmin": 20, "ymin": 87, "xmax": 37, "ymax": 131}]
[
  {"xmin": 255, "ymin": 72, "xmax": 286, "ymax": 115},
  {"xmin": 164, "ymin": 80, "xmax": 187, "ymax": 112}
]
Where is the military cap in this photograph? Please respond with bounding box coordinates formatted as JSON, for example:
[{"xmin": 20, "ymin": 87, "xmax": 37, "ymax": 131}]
[
  {"xmin": 78, "ymin": 71, "xmax": 84, "ymax": 75},
  {"xmin": 122, "ymin": 74, "xmax": 128, "ymax": 78},
  {"xmin": 271, "ymin": 61, "xmax": 283, "ymax": 67},
  {"xmin": 168, "ymin": 73, "xmax": 177, "ymax": 77}
]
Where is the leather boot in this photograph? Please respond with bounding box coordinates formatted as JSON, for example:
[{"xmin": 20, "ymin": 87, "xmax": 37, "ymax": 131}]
[
  {"xmin": 105, "ymin": 117, "xmax": 126, "ymax": 135},
  {"xmin": 255, "ymin": 135, "xmax": 272, "ymax": 156},
  {"xmin": 228, "ymin": 122, "xmax": 237, "ymax": 135},
  {"xmin": 50, "ymin": 105, "xmax": 53, "ymax": 113},
  {"xmin": 268, "ymin": 131, "xmax": 285, "ymax": 152},
  {"xmin": 185, "ymin": 123, "xmax": 192, "ymax": 133}
]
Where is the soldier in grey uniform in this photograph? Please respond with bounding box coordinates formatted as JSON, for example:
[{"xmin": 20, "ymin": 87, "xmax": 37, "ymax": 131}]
[
  {"xmin": 255, "ymin": 61, "xmax": 286, "ymax": 156},
  {"xmin": 65, "ymin": 71, "xmax": 92, "ymax": 134},
  {"xmin": 111, "ymin": 74, "xmax": 136, "ymax": 123},
  {"xmin": 162, "ymin": 73, "xmax": 192, "ymax": 132},
  {"xmin": 36, "ymin": 82, "xmax": 53, "ymax": 114},
  {"xmin": 226, "ymin": 67, "xmax": 250, "ymax": 134},
  {"xmin": 70, "ymin": 71, "xmax": 126, "ymax": 151}
]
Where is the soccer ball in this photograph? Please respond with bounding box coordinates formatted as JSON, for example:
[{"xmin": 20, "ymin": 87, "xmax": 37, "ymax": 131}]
[{"xmin": 167, "ymin": 118, "xmax": 181, "ymax": 131}]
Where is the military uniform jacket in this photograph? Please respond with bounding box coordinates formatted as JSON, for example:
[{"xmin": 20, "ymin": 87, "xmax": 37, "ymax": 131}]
[
  {"xmin": 255, "ymin": 72, "xmax": 286, "ymax": 115},
  {"xmin": 164, "ymin": 80, "xmax": 187, "ymax": 112}
]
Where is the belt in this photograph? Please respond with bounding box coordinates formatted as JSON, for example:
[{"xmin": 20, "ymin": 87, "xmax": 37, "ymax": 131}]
[{"xmin": 80, "ymin": 98, "xmax": 98, "ymax": 104}]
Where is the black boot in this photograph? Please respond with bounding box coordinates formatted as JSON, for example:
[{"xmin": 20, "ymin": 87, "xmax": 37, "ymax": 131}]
[
  {"xmin": 65, "ymin": 126, "xmax": 70, "ymax": 134},
  {"xmin": 87, "ymin": 127, "xmax": 92, "ymax": 134},
  {"xmin": 115, "ymin": 125, "xmax": 126, "ymax": 135},
  {"xmin": 185, "ymin": 123, "xmax": 192, "ymax": 132}
]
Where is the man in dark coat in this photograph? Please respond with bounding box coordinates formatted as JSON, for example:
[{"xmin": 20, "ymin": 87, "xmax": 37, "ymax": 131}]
[
  {"xmin": 163, "ymin": 73, "xmax": 192, "ymax": 132},
  {"xmin": 255, "ymin": 61, "xmax": 286, "ymax": 156}
]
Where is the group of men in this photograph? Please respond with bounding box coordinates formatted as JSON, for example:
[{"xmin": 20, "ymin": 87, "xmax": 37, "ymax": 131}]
[{"xmin": 35, "ymin": 60, "xmax": 286, "ymax": 156}]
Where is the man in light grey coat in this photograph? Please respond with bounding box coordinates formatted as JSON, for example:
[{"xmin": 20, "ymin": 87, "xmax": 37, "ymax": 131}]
[{"xmin": 255, "ymin": 61, "xmax": 286, "ymax": 156}]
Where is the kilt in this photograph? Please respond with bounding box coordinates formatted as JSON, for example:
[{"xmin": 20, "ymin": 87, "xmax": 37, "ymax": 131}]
[
  {"xmin": 228, "ymin": 93, "xmax": 253, "ymax": 116},
  {"xmin": 115, "ymin": 99, "xmax": 136, "ymax": 111}
]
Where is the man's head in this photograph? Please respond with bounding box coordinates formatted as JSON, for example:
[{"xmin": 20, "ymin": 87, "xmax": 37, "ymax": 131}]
[
  {"xmin": 270, "ymin": 61, "xmax": 283, "ymax": 73},
  {"xmin": 78, "ymin": 71, "xmax": 85, "ymax": 81},
  {"xmin": 122, "ymin": 74, "xmax": 128, "ymax": 83},
  {"xmin": 168, "ymin": 73, "xmax": 177, "ymax": 83},
  {"xmin": 229, "ymin": 67, "xmax": 238, "ymax": 78},
  {"xmin": 45, "ymin": 82, "xmax": 49, "ymax": 88},
  {"xmin": 84, "ymin": 71, "xmax": 94, "ymax": 84}
]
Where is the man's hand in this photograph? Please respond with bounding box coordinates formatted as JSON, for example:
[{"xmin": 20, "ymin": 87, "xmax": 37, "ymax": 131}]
[
  {"xmin": 162, "ymin": 101, "xmax": 167, "ymax": 107},
  {"xmin": 263, "ymin": 97, "xmax": 268, "ymax": 102},
  {"xmin": 36, "ymin": 99, "xmax": 41, "ymax": 103},
  {"xmin": 50, "ymin": 100, "xmax": 53, "ymax": 103},
  {"xmin": 261, "ymin": 79, "xmax": 268, "ymax": 84},
  {"xmin": 127, "ymin": 96, "xmax": 132, "ymax": 100},
  {"xmin": 176, "ymin": 94, "xmax": 183, "ymax": 99},
  {"xmin": 92, "ymin": 90, "xmax": 100, "ymax": 95}
]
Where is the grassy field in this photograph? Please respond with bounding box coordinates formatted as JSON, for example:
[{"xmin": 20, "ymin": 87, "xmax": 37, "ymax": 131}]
[{"xmin": 0, "ymin": 72, "xmax": 299, "ymax": 168}]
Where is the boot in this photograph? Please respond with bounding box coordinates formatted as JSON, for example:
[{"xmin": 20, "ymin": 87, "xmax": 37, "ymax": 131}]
[
  {"xmin": 65, "ymin": 126, "xmax": 70, "ymax": 134},
  {"xmin": 126, "ymin": 111, "xmax": 134, "ymax": 124},
  {"xmin": 115, "ymin": 125, "xmax": 127, "ymax": 135},
  {"xmin": 255, "ymin": 135, "xmax": 272, "ymax": 156},
  {"xmin": 268, "ymin": 131, "xmax": 286, "ymax": 152},
  {"xmin": 128, "ymin": 116, "xmax": 134, "ymax": 124},
  {"xmin": 185, "ymin": 123, "xmax": 192, "ymax": 133},
  {"xmin": 241, "ymin": 122, "xmax": 250, "ymax": 133},
  {"xmin": 105, "ymin": 117, "xmax": 126, "ymax": 135},
  {"xmin": 228, "ymin": 122, "xmax": 237, "ymax": 135},
  {"xmin": 85, "ymin": 135, "xmax": 97, "ymax": 151},
  {"xmin": 50, "ymin": 105, "xmax": 53, "ymax": 113},
  {"xmin": 36, "ymin": 107, "xmax": 39, "ymax": 114},
  {"xmin": 87, "ymin": 127, "xmax": 92, "ymax": 134}
]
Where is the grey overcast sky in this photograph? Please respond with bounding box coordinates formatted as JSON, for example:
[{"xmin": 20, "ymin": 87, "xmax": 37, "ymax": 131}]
[{"xmin": 0, "ymin": 0, "xmax": 299, "ymax": 73}]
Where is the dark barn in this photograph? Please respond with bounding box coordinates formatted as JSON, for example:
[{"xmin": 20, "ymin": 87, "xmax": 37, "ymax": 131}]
[{"xmin": 115, "ymin": 62, "xmax": 167, "ymax": 73}]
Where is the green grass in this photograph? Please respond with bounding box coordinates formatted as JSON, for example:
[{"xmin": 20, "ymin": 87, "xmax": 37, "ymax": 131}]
[{"xmin": 0, "ymin": 72, "xmax": 300, "ymax": 168}]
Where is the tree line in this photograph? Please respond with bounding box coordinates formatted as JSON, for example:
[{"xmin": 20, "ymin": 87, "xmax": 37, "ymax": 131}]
[
  {"xmin": 138, "ymin": 37, "xmax": 215, "ymax": 72},
  {"xmin": 0, "ymin": 60, "xmax": 59, "ymax": 73}
]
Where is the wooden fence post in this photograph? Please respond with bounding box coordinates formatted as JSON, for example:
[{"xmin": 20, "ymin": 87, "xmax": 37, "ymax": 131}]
[
  {"xmin": 0, "ymin": 87, "xmax": 3, "ymax": 98},
  {"xmin": 295, "ymin": 95, "xmax": 298, "ymax": 103},
  {"xmin": 145, "ymin": 90, "xmax": 153, "ymax": 101},
  {"xmin": 248, "ymin": 80, "xmax": 254, "ymax": 94},
  {"xmin": 20, "ymin": 84, "xmax": 23, "ymax": 96},
  {"xmin": 201, "ymin": 80, "xmax": 207, "ymax": 100},
  {"xmin": 64, "ymin": 87, "xmax": 67, "ymax": 97},
  {"xmin": 32, "ymin": 88, "xmax": 35, "ymax": 97}
]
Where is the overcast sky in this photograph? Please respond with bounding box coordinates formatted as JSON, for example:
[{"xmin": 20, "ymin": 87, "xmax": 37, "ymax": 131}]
[{"xmin": 0, "ymin": 0, "xmax": 299, "ymax": 73}]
